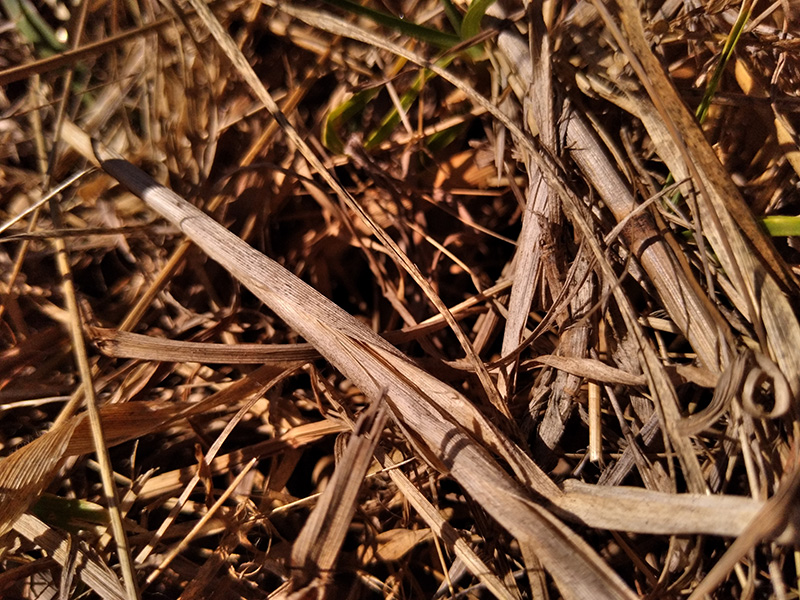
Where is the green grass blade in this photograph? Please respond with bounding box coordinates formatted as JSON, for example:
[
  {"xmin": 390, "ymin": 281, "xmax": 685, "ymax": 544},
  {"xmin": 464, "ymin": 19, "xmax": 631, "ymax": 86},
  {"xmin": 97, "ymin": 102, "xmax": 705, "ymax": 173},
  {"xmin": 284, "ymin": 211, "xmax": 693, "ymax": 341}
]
[
  {"xmin": 324, "ymin": 0, "xmax": 461, "ymax": 48},
  {"xmin": 2, "ymin": 0, "xmax": 66, "ymax": 54},
  {"xmin": 33, "ymin": 493, "xmax": 110, "ymax": 534},
  {"xmin": 440, "ymin": 0, "xmax": 464, "ymax": 33},
  {"xmin": 426, "ymin": 121, "xmax": 469, "ymax": 152},
  {"xmin": 460, "ymin": 0, "xmax": 497, "ymax": 40},
  {"xmin": 760, "ymin": 216, "xmax": 800, "ymax": 237},
  {"xmin": 695, "ymin": 0, "xmax": 752, "ymax": 125},
  {"xmin": 323, "ymin": 87, "xmax": 382, "ymax": 153},
  {"xmin": 364, "ymin": 65, "xmax": 445, "ymax": 150}
]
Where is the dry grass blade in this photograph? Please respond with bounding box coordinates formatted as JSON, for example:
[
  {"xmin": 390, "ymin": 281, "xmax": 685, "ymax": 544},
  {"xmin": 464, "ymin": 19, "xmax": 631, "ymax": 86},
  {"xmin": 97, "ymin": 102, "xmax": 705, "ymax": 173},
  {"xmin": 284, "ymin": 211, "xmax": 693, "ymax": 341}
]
[
  {"xmin": 609, "ymin": 0, "xmax": 796, "ymax": 294},
  {"xmin": 91, "ymin": 327, "xmax": 320, "ymax": 363},
  {"xmin": 290, "ymin": 401, "xmax": 388, "ymax": 588},
  {"xmin": 29, "ymin": 0, "xmax": 139, "ymax": 591},
  {"xmin": 532, "ymin": 354, "xmax": 646, "ymax": 387},
  {"xmin": 91, "ymin": 142, "xmax": 639, "ymax": 599},
  {"xmin": 0, "ymin": 419, "xmax": 78, "ymax": 537},
  {"xmin": 499, "ymin": 5, "xmax": 558, "ymax": 378},
  {"xmin": 63, "ymin": 364, "xmax": 294, "ymax": 455},
  {"xmin": 558, "ymin": 479, "xmax": 769, "ymax": 538},
  {"xmin": 136, "ymin": 363, "xmax": 302, "ymax": 565},
  {"xmin": 374, "ymin": 448, "xmax": 518, "ymax": 600},
  {"xmin": 561, "ymin": 111, "xmax": 732, "ymax": 370},
  {"xmin": 12, "ymin": 514, "xmax": 126, "ymax": 600},
  {"xmin": 495, "ymin": 6, "xmax": 597, "ymax": 464},
  {"xmin": 0, "ymin": 367, "xmax": 288, "ymax": 544},
  {"xmin": 0, "ymin": 169, "xmax": 94, "ymax": 235},
  {"xmin": 48, "ymin": 169, "xmax": 140, "ymax": 600}
]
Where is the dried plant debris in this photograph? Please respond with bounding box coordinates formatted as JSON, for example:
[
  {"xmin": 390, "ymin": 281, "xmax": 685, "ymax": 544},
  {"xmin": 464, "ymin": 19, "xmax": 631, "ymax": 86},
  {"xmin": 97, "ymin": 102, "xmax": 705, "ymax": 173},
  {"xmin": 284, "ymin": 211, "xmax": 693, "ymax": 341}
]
[{"xmin": 1, "ymin": 0, "xmax": 800, "ymax": 597}]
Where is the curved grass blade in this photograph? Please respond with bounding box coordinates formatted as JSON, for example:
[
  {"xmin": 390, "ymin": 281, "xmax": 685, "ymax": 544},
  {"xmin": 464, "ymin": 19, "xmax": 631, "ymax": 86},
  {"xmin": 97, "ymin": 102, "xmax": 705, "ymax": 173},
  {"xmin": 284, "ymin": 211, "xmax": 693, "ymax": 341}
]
[
  {"xmin": 323, "ymin": 87, "xmax": 382, "ymax": 153},
  {"xmin": 460, "ymin": 0, "xmax": 497, "ymax": 40}
]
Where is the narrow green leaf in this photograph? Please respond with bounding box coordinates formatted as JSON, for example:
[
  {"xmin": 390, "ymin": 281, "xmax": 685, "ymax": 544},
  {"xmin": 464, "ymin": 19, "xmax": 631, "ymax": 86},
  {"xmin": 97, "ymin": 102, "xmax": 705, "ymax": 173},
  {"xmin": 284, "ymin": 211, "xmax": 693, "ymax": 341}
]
[
  {"xmin": 460, "ymin": 0, "xmax": 497, "ymax": 41},
  {"xmin": 323, "ymin": 87, "xmax": 381, "ymax": 152},
  {"xmin": 695, "ymin": 0, "xmax": 752, "ymax": 125},
  {"xmin": 325, "ymin": 0, "xmax": 460, "ymax": 48},
  {"xmin": 33, "ymin": 493, "xmax": 110, "ymax": 534},
  {"xmin": 1, "ymin": 0, "xmax": 66, "ymax": 54},
  {"xmin": 761, "ymin": 215, "xmax": 800, "ymax": 237},
  {"xmin": 426, "ymin": 122, "xmax": 469, "ymax": 152},
  {"xmin": 364, "ymin": 68, "xmax": 438, "ymax": 150},
  {"xmin": 440, "ymin": 0, "xmax": 464, "ymax": 33}
]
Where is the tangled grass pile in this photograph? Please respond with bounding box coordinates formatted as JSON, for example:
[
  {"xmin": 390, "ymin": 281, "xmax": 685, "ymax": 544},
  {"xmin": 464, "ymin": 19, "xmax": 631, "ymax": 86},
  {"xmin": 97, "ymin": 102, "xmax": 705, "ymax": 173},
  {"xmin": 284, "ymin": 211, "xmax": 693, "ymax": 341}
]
[{"xmin": 1, "ymin": 0, "xmax": 800, "ymax": 598}]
